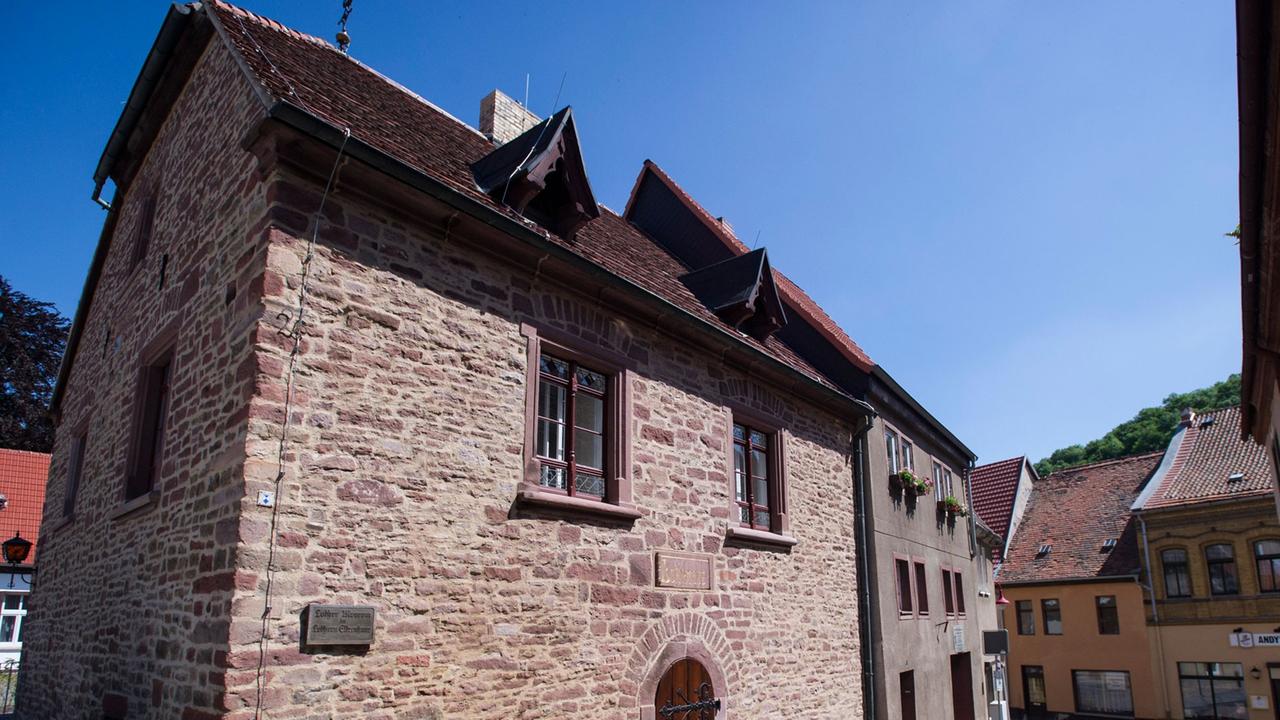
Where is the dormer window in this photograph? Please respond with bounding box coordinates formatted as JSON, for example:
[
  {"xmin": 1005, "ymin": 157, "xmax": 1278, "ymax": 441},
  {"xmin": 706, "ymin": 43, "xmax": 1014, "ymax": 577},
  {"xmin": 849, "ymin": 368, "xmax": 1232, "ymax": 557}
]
[
  {"xmin": 471, "ymin": 106, "xmax": 599, "ymax": 240},
  {"xmin": 679, "ymin": 248, "xmax": 788, "ymax": 341}
]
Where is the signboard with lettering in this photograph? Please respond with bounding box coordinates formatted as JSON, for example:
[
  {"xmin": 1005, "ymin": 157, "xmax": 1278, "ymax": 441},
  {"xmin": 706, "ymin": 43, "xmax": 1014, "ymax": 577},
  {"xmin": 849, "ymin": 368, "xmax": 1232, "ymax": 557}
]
[
  {"xmin": 952, "ymin": 625, "xmax": 966, "ymax": 653},
  {"xmin": 655, "ymin": 551, "xmax": 714, "ymax": 590},
  {"xmin": 305, "ymin": 604, "xmax": 376, "ymax": 646},
  {"xmin": 1228, "ymin": 632, "xmax": 1280, "ymax": 648}
]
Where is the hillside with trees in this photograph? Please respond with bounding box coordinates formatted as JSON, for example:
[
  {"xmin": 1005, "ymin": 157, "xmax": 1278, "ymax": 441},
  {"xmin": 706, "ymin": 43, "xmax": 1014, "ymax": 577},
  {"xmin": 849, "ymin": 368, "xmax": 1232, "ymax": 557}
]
[{"xmin": 1034, "ymin": 374, "xmax": 1241, "ymax": 476}]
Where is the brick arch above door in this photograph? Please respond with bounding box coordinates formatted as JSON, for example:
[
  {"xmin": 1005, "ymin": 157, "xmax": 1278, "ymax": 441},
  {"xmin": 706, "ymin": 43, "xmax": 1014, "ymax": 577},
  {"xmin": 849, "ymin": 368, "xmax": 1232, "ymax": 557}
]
[{"xmin": 625, "ymin": 612, "xmax": 737, "ymax": 719}]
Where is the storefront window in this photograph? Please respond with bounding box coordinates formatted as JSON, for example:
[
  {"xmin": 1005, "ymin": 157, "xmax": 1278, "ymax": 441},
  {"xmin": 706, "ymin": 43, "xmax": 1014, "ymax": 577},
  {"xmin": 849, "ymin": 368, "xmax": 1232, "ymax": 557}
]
[
  {"xmin": 1073, "ymin": 670, "xmax": 1133, "ymax": 717},
  {"xmin": 1178, "ymin": 662, "xmax": 1246, "ymax": 720}
]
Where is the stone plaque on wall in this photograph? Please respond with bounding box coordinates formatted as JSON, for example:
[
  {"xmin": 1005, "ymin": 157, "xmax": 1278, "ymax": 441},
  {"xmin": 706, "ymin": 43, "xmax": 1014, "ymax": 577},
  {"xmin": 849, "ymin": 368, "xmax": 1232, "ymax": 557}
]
[
  {"xmin": 655, "ymin": 551, "xmax": 713, "ymax": 590},
  {"xmin": 305, "ymin": 604, "xmax": 376, "ymax": 645}
]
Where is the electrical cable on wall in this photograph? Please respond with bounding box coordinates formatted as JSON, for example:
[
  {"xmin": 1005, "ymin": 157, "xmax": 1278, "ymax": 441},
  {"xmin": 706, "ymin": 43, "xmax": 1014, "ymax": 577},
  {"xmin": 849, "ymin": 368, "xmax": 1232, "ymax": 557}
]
[{"xmin": 252, "ymin": 127, "xmax": 351, "ymax": 719}]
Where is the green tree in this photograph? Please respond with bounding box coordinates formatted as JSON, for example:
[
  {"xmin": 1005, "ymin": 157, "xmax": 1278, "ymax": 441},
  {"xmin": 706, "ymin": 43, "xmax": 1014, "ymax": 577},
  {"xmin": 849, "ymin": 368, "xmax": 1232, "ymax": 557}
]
[
  {"xmin": 1034, "ymin": 374, "xmax": 1241, "ymax": 476},
  {"xmin": 0, "ymin": 275, "xmax": 69, "ymax": 452}
]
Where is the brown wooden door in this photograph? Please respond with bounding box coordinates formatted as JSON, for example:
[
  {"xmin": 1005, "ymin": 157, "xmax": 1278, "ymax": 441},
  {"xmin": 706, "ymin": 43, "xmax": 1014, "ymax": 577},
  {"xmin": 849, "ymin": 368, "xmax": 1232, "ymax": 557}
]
[
  {"xmin": 901, "ymin": 670, "xmax": 917, "ymax": 720},
  {"xmin": 1022, "ymin": 665, "xmax": 1046, "ymax": 718},
  {"xmin": 950, "ymin": 652, "xmax": 974, "ymax": 720},
  {"xmin": 655, "ymin": 658, "xmax": 719, "ymax": 719}
]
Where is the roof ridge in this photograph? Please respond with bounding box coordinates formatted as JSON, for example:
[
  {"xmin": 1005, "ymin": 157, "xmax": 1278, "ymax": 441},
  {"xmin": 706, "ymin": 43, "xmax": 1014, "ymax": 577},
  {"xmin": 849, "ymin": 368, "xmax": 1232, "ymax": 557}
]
[
  {"xmin": 206, "ymin": 0, "xmax": 486, "ymax": 141},
  {"xmin": 0, "ymin": 449, "xmax": 52, "ymax": 459},
  {"xmin": 1042, "ymin": 450, "xmax": 1164, "ymax": 478},
  {"xmin": 974, "ymin": 456, "xmax": 1025, "ymax": 471}
]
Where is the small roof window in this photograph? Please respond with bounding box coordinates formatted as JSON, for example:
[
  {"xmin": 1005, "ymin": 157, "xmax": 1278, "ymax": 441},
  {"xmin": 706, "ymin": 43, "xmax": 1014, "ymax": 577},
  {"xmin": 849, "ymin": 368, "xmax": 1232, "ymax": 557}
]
[
  {"xmin": 1036, "ymin": 544, "xmax": 1052, "ymax": 558},
  {"xmin": 1228, "ymin": 472, "xmax": 1245, "ymax": 483},
  {"xmin": 1101, "ymin": 539, "xmax": 1117, "ymax": 552}
]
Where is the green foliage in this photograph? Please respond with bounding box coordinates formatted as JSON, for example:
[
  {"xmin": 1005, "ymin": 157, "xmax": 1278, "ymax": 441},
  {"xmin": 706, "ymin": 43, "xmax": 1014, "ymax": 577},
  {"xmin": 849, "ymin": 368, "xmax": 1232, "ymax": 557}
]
[
  {"xmin": 1033, "ymin": 374, "xmax": 1241, "ymax": 477},
  {"xmin": 0, "ymin": 275, "xmax": 69, "ymax": 452}
]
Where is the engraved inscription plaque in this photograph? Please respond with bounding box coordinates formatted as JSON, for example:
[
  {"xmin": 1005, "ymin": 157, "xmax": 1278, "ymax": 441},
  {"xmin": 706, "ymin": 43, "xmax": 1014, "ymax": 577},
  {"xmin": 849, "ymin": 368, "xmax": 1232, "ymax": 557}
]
[
  {"xmin": 305, "ymin": 604, "xmax": 376, "ymax": 645},
  {"xmin": 655, "ymin": 551, "xmax": 713, "ymax": 590}
]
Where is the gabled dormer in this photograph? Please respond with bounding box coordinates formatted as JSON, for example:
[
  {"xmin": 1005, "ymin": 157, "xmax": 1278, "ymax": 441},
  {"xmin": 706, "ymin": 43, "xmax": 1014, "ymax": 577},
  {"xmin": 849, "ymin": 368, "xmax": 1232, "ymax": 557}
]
[
  {"xmin": 470, "ymin": 106, "xmax": 599, "ymax": 240},
  {"xmin": 680, "ymin": 248, "xmax": 788, "ymax": 341}
]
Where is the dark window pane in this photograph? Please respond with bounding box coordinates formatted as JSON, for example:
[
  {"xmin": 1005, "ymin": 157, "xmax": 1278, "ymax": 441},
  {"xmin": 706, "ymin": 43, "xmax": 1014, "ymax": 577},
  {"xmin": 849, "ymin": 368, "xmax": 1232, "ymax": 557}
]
[
  {"xmin": 575, "ymin": 366, "xmax": 606, "ymax": 392},
  {"xmin": 574, "ymin": 393, "xmax": 603, "ymax": 433},
  {"xmin": 732, "ymin": 424, "xmax": 746, "ymax": 442},
  {"xmin": 574, "ymin": 431, "xmax": 603, "ymax": 471},
  {"xmin": 914, "ymin": 562, "xmax": 929, "ymax": 614},
  {"xmin": 0, "ymin": 617, "xmax": 13, "ymax": 643},
  {"xmin": 1017, "ymin": 600, "xmax": 1035, "ymax": 635},
  {"xmin": 753, "ymin": 508, "xmax": 770, "ymax": 529},
  {"xmin": 954, "ymin": 574, "xmax": 965, "ymax": 614},
  {"xmin": 896, "ymin": 559, "xmax": 913, "ymax": 613},
  {"xmin": 1096, "ymin": 596, "xmax": 1119, "ymax": 635},
  {"xmin": 574, "ymin": 473, "xmax": 605, "ymax": 497},
  {"xmin": 749, "ymin": 430, "xmax": 767, "ymax": 448},
  {"xmin": 943, "ymin": 570, "xmax": 954, "ymax": 615},
  {"xmin": 1042, "ymin": 599, "xmax": 1062, "ymax": 635},
  {"xmin": 539, "ymin": 355, "xmax": 569, "ymax": 379},
  {"xmin": 3, "ymin": 596, "xmax": 19, "ymax": 611}
]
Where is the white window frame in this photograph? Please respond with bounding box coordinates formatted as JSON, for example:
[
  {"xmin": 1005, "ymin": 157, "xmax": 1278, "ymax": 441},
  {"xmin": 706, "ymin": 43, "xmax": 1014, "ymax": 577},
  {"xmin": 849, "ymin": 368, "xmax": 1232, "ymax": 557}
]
[
  {"xmin": 0, "ymin": 591, "xmax": 28, "ymax": 650},
  {"xmin": 885, "ymin": 428, "xmax": 900, "ymax": 474},
  {"xmin": 901, "ymin": 439, "xmax": 915, "ymax": 473}
]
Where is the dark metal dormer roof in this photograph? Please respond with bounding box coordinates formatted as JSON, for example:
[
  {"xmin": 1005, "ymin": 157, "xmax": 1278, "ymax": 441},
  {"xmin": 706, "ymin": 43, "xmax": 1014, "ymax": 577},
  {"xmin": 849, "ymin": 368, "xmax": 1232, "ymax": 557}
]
[
  {"xmin": 680, "ymin": 248, "xmax": 788, "ymax": 341},
  {"xmin": 470, "ymin": 106, "xmax": 599, "ymax": 240}
]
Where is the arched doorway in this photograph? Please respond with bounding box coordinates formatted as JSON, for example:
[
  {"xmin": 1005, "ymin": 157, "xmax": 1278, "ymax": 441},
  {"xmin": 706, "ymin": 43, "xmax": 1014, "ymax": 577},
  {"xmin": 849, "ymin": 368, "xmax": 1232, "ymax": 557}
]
[{"xmin": 655, "ymin": 658, "xmax": 720, "ymax": 719}]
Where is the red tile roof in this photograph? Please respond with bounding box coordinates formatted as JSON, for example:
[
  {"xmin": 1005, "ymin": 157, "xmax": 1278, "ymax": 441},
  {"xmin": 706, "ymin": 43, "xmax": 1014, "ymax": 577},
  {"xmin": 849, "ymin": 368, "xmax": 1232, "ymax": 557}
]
[
  {"xmin": 970, "ymin": 456, "xmax": 1027, "ymax": 562},
  {"xmin": 1000, "ymin": 453, "xmax": 1160, "ymax": 584},
  {"xmin": 0, "ymin": 449, "xmax": 49, "ymax": 565},
  {"xmin": 203, "ymin": 1, "xmax": 851, "ymax": 393},
  {"xmin": 1140, "ymin": 405, "xmax": 1275, "ymax": 510}
]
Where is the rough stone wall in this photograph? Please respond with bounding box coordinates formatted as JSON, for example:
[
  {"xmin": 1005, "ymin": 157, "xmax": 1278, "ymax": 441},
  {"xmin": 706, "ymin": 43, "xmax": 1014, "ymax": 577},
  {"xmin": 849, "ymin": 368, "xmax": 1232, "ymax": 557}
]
[
  {"xmin": 216, "ymin": 160, "xmax": 863, "ymax": 718},
  {"xmin": 18, "ymin": 39, "xmax": 270, "ymax": 719}
]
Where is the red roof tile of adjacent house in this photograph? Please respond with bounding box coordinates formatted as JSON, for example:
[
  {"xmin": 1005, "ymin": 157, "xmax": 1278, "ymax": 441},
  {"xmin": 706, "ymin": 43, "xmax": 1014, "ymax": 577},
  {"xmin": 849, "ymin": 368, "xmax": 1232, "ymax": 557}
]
[
  {"xmin": 202, "ymin": 1, "xmax": 850, "ymax": 393},
  {"xmin": 1139, "ymin": 405, "xmax": 1275, "ymax": 510},
  {"xmin": 1000, "ymin": 453, "xmax": 1160, "ymax": 584},
  {"xmin": 970, "ymin": 456, "xmax": 1027, "ymax": 563},
  {"xmin": 0, "ymin": 450, "xmax": 49, "ymax": 565}
]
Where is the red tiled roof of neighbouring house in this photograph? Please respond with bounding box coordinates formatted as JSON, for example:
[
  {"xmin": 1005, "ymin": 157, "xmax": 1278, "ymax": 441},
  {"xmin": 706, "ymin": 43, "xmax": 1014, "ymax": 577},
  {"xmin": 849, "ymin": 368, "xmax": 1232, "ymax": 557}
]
[
  {"xmin": 1000, "ymin": 453, "xmax": 1160, "ymax": 584},
  {"xmin": 1137, "ymin": 405, "xmax": 1275, "ymax": 510},
  {"xmin": 195, "ymin": 1, "xmax": 854, "ymax": 394},
  {"xmin": 970, "ymin": 456, "xmax": 1027, "ymax": 562},
  {"xmin": 0, "ymin": 449, "xmax": 50, "ymax": 565}
]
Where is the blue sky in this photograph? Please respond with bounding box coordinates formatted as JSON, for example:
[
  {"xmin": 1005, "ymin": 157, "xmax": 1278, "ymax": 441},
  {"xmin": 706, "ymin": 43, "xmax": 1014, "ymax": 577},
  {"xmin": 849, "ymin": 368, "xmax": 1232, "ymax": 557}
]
[{"xmin": 2, "ymin": 2, "xmax": 1240, "ymax": 464}]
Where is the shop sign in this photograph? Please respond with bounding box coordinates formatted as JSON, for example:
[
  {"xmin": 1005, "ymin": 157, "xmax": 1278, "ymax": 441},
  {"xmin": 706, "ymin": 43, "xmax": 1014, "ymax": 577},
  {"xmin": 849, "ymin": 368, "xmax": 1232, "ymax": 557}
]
[{"xmin": 1228, "ymin": 632, "xmax": 1280, "ymax": 648}]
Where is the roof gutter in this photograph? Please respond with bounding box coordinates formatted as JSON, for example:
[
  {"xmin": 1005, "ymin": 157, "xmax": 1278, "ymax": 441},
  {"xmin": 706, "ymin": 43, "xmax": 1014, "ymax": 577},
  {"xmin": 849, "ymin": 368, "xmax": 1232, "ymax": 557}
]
[
  {"xmin": 264, "ymin": 101, "xmax": 876, "ymax": 422},
  {"xmin": 871, "ymin": 365, "xmax": 976, "ymax": 461},
  {"xmin": 91, "ymin": 3, "xmax": 196, "ymax": 206},
  {"xmin": 1237, "ymin": 0, "xmax": 1267, "ymax": 439}
]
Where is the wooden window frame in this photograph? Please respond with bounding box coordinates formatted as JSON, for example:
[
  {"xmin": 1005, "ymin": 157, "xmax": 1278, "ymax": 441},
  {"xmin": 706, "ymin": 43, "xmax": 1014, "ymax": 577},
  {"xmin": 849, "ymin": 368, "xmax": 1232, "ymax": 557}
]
[
  {"xmin": 1255, "ymin": 539, "xmax": 1280, "ymax": 593},
  {"xmin": 913, "ymin": 559, "xmax": 929, "ymax": 616},
  {"xmin": 953, "ymin": 568, "xmax": 966, "ymax": 617},
  {"xmin": 1161, "ymin": 547, "xmax": 1193, "ymax": 598},
  {"xmin": 724, "ymin": 405, "xmax": 793, "ymax": 546},
  {"xmin": 895, "ymin": 554, "xmax": 915, "ymax": 618},
  {"xmin": 1203, "ymin": 543, "xmax": 1239, "ymax": 596},
  {"xmin": 62, "ymin": 429, "xmax": 88, "ymax": 520},
  {"xmin": 901, "ymin": 438, "xmax": 915, "ymax": 473},
  {"xmin": 1095, "ymin": 595, "xmax": 1119, "ymax": 635},
  {"xmin": 1041, "ymin": 598, "xmax": 1062, "ymax": 635},
  {"xmin": 129, "ymin": 192, "xmax": 157, "ymax": 273},
  {"xmin": 942, "ymin": 567, "xmax": 955, "ymax": 615},
  {"xmin": 1016, "ymin": 599, "xmax": 1036, "ymax": 635},
  {"xmin": 518, "ymin": 324, "xmax": 637, "ymax": 521},
  {"xmin": 123, "ymin": 338, "xmax": 176, "ymax": 506}
]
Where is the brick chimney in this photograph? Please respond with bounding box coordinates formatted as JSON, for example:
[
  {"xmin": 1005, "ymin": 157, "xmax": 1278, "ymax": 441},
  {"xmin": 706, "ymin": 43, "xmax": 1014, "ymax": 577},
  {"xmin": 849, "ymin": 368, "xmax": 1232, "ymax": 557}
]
[{"xmin": 479, "ymin": 90, "xmax": 540, "ymax": 144}]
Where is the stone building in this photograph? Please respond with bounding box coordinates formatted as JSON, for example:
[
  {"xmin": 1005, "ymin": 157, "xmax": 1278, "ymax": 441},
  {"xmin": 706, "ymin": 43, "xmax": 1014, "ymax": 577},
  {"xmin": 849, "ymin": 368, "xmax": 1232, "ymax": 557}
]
[{"xmin": 22, "ymin": 3, "xmax": 988, "ymax": 718}]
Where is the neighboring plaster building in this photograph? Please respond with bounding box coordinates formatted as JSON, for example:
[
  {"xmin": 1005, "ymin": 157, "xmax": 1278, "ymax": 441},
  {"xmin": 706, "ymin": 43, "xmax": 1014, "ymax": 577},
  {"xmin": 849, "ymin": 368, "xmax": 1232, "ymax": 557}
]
[
  {"xmin": 21, "ymin": 3, "xmax": 990, "ymax": 719},
  {"xmin": 1131, "ymin": 406, "xmax": 1280, "ymax": 720},
  {"xmin": 971, "ymin": 456, "xmax": 1038, "ymax": 568},
  {"xmin": 1000, "ymin": 453, "xmax": 1164, "ymax": 720},
  {"xmin": 1237, "ymin": 0, "xmax": 1280, "ymax": 520},
  {"xmin": 0, "ymin": 450, "xmax": 47, "ymax": 666}
]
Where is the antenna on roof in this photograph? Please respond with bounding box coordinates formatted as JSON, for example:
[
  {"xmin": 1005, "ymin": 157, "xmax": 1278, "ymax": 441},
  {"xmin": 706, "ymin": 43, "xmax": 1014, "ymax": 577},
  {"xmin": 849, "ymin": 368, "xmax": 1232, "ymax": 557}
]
[
  {"xmin": 336, "ymin": 0, "xmax": 354, "ymax": 54},
  {"xmin": 753, "ymin": 229, "xmax": 761, "ymax": 250}
]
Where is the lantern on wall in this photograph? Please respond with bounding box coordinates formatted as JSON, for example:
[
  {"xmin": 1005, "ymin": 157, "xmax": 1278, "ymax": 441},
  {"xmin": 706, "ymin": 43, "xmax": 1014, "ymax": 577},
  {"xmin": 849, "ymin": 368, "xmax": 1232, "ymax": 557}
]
[{"xmin": 2, "ymin": 532, "xmax": 33, "ymax": 589}]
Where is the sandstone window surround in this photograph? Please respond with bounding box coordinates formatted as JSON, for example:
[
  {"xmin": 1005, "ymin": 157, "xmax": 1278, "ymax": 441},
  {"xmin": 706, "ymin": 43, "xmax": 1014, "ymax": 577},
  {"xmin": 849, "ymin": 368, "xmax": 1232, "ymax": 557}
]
[
  {"xmin": 62, "ymin": 429, "xmax": 88, "ymax": 520},
  {"xmin": 723, "ymin": 407, "xmax": 795, "ymax": 549},
  {"xmin": 894, "ymin": 554, "xmax": 930, "ymax": 620},
  {"xmin": 517, "ymin": 324, "xmax": 639, "ymax": 521},
  {"xmin": 941, "ymin": 565, "xmax": 966, "ymax": 618},
  {"xmin": 115, "ymin": 328, "xmax": 179, "ymax": 520}
]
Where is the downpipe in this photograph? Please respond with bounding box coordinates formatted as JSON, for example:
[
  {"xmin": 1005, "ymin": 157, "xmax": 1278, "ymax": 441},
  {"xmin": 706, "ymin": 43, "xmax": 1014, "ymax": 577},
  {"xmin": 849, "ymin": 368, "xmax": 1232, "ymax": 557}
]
[{"xmin": 853, "ymin": 410, "xmax": 879, "ymax": 719}]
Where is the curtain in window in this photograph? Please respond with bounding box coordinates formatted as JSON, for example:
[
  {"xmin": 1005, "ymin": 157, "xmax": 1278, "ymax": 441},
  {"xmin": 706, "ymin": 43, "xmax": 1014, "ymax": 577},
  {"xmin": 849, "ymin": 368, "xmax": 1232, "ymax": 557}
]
[{"xmin": 1074, "ymin": 671, "xmax": 1133, "ymax": 716}]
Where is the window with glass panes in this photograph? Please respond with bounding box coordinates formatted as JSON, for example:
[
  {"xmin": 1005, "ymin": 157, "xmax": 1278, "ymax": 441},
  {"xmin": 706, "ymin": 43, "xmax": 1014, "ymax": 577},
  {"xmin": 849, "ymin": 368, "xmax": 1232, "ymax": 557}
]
[
  {"xmin": 1041, "ymin": 599, "xmax": 1062, "ymax": 635},
  {"xmin": 901, "ymin": 439, "xmax": 914, "ymax": 473},
  {"xmin": 534, "ymin": 354, "xmax": 608, "ymax": 497},
  {"xmin": 1073, "ymin": 670, "xmax": 1133, "ymax": 717},
  {"xmin": 1205, "ymin": 544, "xmax": 1238, "ymax": 595},
  {"xmin": 1162, "ymin": 548, "xmax": 1192, "ymax": 598},
  {"xmin": 0, "ymin": 593, "xmax": 26, "ymax": 645},
  {"xmin": 1016, "ymin": 600, "xmax": 1035, "ymax": 635},
  {"xmin": 734, "ymin": 423, "xmax": 773, "ymax": 530},
  {"xmin": 1178, "ymin": 662, "xmax": 1245, "ymax": 719},
  {"xmin": 1256, "ymin": 539, "xmax": 1280, "ymax": 593},
  {"xmin": 933, "ymin": 462, "xmax": 944, "ymax": 500},
  {"xmin": 885, "ymin": 428, "xmax": 900, "ymax": 474},
  {"xmin": 1095, "ymin": 595, "xmax": 1119, "ymax": 635}
]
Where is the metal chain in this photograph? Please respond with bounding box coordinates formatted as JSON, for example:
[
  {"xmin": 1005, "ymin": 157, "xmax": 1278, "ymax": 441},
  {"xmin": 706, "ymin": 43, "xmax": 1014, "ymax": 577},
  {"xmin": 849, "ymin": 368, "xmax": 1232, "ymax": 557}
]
[{"xmin": 336, "ymin": 0, "xmax": 354, "ymax": 53}]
